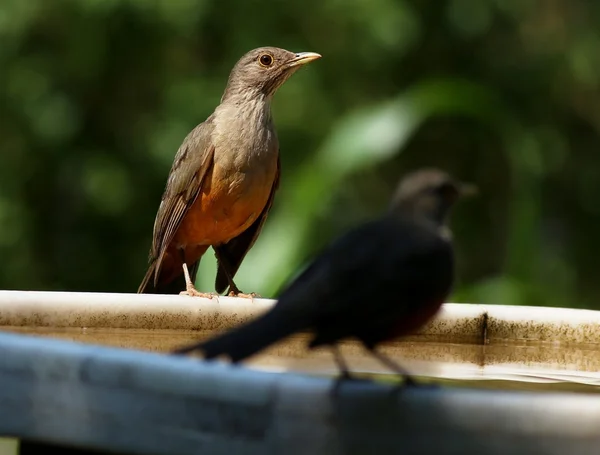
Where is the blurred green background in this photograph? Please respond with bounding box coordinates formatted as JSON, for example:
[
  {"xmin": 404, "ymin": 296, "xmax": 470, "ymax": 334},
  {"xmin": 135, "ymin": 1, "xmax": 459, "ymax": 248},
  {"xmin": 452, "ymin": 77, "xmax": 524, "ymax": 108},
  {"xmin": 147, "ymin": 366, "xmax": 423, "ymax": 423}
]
[{"xmin": 1, "ymin": 0, "xmax": 599, "ymax": 309}]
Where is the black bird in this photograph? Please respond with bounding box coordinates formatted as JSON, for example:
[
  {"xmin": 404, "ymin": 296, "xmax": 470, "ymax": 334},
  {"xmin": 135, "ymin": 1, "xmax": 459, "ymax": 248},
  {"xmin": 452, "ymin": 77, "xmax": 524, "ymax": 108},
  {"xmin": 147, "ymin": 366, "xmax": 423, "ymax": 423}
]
[{"xmin": 173, "ymin": 168, "xmax": 476, "ymax": 381}]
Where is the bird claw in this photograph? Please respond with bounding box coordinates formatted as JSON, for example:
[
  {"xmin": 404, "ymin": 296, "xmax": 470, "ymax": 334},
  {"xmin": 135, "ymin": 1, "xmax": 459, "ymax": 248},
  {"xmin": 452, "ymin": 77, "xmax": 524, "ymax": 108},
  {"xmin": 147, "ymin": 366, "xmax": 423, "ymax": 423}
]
[
  {"xmin": 180, "ymin": 262, "xmax": 217, "ymax": 298},
  {"xmin": 331, "ymin": 372, "xmax": 373, "ymax": 398},
  {"xmin": 179, "ymin": 289, "xmax": 217, "ymax": 299},
  {"xmin": 228, "ymin": 290, "xmax": 260, "ymax": 299},
  {"xmin": 402, "ymin": 375, "xmax": 419, "ymax": 387},
  {"xmin": 339, "ymin": 373, "xmax": 373, "ymax": 384},
  {"xmin": 386, "ymin": 375, "xmax": 425, "ymax": 401},
  {"xmin": 397, "ymin": 376, "xmax": 439, "ymax": 390},
  {"xmin": 339, "ymin": 371, "xmax": 355, "ymax": 381}
]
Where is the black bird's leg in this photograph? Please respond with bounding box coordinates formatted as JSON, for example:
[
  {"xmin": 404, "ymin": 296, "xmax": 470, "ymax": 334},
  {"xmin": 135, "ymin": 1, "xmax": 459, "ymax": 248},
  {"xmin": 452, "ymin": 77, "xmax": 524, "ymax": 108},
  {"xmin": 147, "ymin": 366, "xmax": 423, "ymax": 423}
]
[
  {"xmin": 367, "ymin": 348, "xmax": 417, "ymax": 387},
  {"xmin": 330, "ymin": 345, "xmax": 362, "ymax": 397},
  {"xmin": 331, "ymin": 345, "xmax": 353, "ymax": 380}
]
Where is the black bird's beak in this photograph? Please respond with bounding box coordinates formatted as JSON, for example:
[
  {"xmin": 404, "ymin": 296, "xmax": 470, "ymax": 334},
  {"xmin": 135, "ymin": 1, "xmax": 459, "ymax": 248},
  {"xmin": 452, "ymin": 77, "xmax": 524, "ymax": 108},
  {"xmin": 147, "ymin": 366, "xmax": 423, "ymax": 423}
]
[{"xmin": 457, "ymin": 182, "xmax": 478, "ymax": 197}]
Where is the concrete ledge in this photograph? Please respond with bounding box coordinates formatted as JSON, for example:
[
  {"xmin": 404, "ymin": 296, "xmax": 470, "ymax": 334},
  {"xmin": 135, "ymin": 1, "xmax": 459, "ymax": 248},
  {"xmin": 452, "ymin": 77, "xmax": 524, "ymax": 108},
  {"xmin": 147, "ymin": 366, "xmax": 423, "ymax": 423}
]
[
  {"xmin": 0, "ymin": 290, "xmax": 274, "ymax": 332},
  {"xmin": 2, "ymin": 291, "xmax": 600, "ymax": 387},
  {"xmin": 0, "ymin": 331, "xmax": 600, "ymax": 455},
  {"xmin": 1, "ymin": 290, "xmax": 600, "ymax": 344}
]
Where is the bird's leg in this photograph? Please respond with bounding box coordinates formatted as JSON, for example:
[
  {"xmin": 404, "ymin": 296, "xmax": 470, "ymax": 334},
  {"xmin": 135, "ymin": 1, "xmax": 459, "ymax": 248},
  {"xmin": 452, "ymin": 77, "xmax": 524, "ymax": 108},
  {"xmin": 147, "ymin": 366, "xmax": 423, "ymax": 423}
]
[
  {"xmin": 214, "ymin": 249, "xmax": 260, "ymax": 299},
  {"xmin": 179, "ymin": 263, "xmax": 217, "ymax": 299},
  {"xmin": 331, "ymin": 345, "xmax": 353, "ymax": 396},
  {"xmin": 331, "ymin": 345, "xmax": 354, "ymax": 380},
  {"xmin": 367, "ymin": 348, "xmax": 417, "ymax": 387},
  {"xmin": 330, "ymin": 345, "xmax": 374, "ymax": 397}
]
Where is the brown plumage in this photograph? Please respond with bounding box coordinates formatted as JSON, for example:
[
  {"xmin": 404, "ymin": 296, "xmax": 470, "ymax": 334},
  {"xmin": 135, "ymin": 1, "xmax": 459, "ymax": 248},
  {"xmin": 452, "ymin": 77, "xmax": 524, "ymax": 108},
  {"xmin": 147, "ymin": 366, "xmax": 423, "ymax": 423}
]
[
  {"xmin": 173, "ymin": 169, "xmax": 476, "ymax": 382},
  {"xmin": 138, "ymin": 47, "xmax": 321, "ymax": 297}
]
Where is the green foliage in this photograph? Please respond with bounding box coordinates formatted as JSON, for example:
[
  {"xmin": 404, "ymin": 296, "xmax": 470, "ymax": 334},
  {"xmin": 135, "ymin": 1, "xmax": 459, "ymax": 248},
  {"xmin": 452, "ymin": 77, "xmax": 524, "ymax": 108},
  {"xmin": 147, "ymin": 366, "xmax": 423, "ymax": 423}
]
[{"xmin": 1, "ymin": 0, "xmax": 599, "ymax": 309}]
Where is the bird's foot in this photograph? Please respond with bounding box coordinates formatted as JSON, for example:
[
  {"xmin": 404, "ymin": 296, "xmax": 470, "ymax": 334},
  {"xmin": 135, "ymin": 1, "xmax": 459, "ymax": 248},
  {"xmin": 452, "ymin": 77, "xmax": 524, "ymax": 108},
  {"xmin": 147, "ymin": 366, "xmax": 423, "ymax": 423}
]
[
  {"xmin": 180, "ymin": 263, "xmax": 217, "ymax": 298},
  {"xmin": 388, "ymin": 375, "xmax": 445, "ymax": 402},
  {"xmin": 339, "ymin": 370, "xmax": 354, "ymax": 381},
  {"xmin": 387, "ymin": 374, "xmax": 419, "ymax": 392},
  {"xmin": 403, "ymin": 375, "xmax": 418, "ymax": 387},
  {"xmin": 338, "ymin": 371, "xmax": 372, "ymax": 384},
  {"xmin": 387, "ymin": 374, "xmax": 427, "ymax": 400},
  {"xmin": 396, "ymin": 375, "xmax": 439, "ymax": 390},
  {"xmin": 228, "ymin": 290, "xmax": 261, "ymax": 299},
  {"xmin": 226, "ymin": 283, "xmax": 260, "ymax": 298},
  {"xmin": 179, "ymin": 288, "xmax": 218, "ymax": 299},
  {"xmin": 331, "ymin": 372, "xmax": 373, "ymax": 398}
]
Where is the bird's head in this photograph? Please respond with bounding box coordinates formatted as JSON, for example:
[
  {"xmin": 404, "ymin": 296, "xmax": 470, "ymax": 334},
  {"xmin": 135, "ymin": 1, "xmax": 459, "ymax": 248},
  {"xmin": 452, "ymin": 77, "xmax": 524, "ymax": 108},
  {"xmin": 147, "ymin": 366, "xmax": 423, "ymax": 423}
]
[
  {"xmin": 221, "ymin": 47, "xmax": 321, "ymax": 101},
  {"xmin": 390, "ymin": 168, "xmax": 477, "ymax": 227}
]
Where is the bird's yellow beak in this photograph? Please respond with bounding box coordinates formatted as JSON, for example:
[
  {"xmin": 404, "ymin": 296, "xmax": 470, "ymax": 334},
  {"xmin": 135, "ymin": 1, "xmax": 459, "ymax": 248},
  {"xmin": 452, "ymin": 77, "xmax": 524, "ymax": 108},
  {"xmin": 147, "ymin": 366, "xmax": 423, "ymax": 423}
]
[{"xmin": 287, "ymin": 52, "xmax": 322, "ymax": 67}]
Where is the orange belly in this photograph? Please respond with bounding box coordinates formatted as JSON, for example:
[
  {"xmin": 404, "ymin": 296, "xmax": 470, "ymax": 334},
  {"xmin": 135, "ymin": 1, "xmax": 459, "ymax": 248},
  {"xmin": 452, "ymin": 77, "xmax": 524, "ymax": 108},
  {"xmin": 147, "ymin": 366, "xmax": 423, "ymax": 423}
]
[{"xmin": 173, "ymin": 162, "xmax": 276, "ymax": 248}]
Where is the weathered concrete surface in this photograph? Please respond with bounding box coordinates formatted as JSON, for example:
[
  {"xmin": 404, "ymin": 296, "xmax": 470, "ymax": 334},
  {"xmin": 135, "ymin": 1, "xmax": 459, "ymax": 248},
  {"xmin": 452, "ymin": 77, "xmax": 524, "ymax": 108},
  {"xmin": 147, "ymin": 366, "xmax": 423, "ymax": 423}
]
[{"xmin": 1, "ymin": 291, "xmax": 600, "ymax": 345}]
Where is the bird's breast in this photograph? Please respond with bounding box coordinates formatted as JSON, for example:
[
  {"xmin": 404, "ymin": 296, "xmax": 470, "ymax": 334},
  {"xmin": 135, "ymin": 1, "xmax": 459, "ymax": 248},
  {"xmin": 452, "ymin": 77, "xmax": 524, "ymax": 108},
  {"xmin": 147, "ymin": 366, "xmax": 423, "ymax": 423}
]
[{"xmin": 173, "ymin": 141, "xmax": 279, "ymax": 248}]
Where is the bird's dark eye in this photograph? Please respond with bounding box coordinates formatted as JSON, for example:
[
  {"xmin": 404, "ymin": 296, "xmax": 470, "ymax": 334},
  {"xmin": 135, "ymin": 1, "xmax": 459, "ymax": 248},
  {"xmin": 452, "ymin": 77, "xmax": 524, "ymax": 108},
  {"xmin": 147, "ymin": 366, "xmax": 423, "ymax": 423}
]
[
  {"xmin": 259, "ymin": 54, "xmax": 274, "ymax": 67},
  {"xmin": 436, "ymin": 182, "xmax": 459, "ymax": 199}
]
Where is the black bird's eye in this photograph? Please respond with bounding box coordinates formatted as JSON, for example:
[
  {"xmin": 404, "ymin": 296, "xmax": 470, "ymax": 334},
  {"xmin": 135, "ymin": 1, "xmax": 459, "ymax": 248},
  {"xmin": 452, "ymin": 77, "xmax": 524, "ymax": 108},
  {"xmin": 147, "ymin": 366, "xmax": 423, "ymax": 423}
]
[
  {"xmin": 436, "ymin": 182, "xmax": 459, "ymax": 199},
  {"xmin": 259, "ymin": 54, "xmax": 274, "ymax": 67}
]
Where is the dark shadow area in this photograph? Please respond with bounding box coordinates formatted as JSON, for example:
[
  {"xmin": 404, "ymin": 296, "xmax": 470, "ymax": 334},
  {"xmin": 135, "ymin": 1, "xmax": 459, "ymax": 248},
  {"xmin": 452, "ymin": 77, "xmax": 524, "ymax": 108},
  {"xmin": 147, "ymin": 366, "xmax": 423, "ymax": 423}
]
[{"xmin": 20, "ymin": 440, "xmax": 130, "ymax": 455}]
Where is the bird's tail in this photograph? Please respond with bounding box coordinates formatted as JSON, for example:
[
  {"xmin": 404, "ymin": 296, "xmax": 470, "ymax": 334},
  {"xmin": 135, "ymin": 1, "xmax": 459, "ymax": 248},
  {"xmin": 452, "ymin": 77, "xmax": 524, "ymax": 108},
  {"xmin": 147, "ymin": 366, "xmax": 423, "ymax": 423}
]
[
  {"xmin": 179, "ymin": 308, "xmax": 308, "ymax": 363},
  {"xmin": 138, "ymin": 262, "xmax": 158, "ymax": 294}
]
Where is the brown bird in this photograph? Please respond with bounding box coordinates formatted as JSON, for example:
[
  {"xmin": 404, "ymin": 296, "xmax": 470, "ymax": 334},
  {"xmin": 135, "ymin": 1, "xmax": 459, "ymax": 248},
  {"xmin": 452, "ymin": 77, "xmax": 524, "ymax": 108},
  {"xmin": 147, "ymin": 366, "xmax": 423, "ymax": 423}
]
[
  {"xmin": 173, "ymin": 168, "xmax": 476, "ymax": 381},
  {"xmin": 138, "ymin": 47, "xmax": 321, "ymax": 298}
]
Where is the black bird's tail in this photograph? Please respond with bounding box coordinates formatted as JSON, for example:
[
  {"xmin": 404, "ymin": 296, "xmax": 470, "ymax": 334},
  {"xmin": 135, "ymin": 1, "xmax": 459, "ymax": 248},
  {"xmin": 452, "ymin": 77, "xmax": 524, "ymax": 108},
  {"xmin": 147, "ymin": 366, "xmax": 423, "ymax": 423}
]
[{"xmin": 176, "ymin": 308, "xmax": 308, "ymax": 363}]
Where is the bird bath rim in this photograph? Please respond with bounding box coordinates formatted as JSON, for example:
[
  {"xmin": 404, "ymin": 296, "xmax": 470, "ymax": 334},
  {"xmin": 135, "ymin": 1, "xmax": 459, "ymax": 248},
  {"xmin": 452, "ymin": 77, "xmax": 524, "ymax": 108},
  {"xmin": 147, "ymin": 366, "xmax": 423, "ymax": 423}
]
[{"xmin": 0, "ymin": 290, "xmax": 599, "ymax": 387}]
